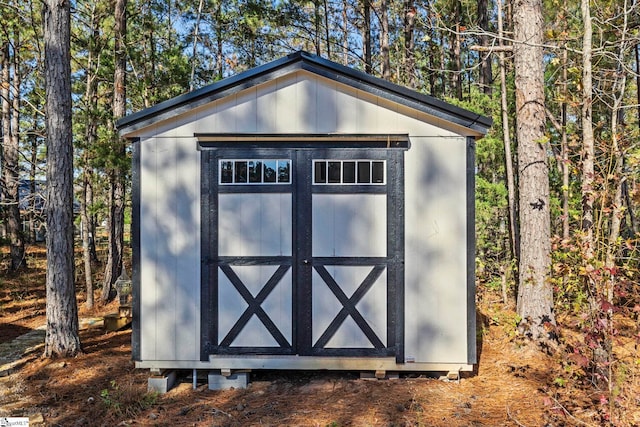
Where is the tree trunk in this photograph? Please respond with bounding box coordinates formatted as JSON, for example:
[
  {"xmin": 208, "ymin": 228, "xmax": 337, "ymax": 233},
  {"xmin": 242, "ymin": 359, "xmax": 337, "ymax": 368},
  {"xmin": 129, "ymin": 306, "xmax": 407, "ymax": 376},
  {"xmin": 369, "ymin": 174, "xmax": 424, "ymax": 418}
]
[
  {"xmin": 81, "ymin": 173, "xmax": 94, "ymax": 309},
  {"xmin": 362, "ymin": 0, "xmax": 372, "ymax": 74},
  {"xmin": 215, "ymin": 0, "xmax": 224, "ymax": 80},
  {"xmin": 561, "ymin": 40, "xmax": 570, "ymax": 240},
  {"xmin": 9, "ymin": 36, "xmax": 25, "ymax": 269},
  {"xmin": 189, "ymin": 0, "xmax": 205, "ymax": 92},
  {"xmin": 323, "ymin": 0, "xmax": 331, "ymax": 59},
  {"xmin": 314, "ymin": 0, "xmax": 321, "ymax": 56},
  {"xmin": 580, "ymin": 0, "xmax": 595, "ymax": 259},
  {"xmin": 81, "ymin": 4, "xmax": 99, "ymax": 310},
  {"xmin": 342, "ymin": 0, "xmax": 349, "ymax": 65},
  {"xmin": 497, "ymin": 0, "xmax": 518, "ymax": 262},
  {"xmin": 623, "ymin": 168, "xmax": 638, "ymax": 235},
  {"xmin": 636, "ymin": 42, "xmax": 640, "ymax": 129},
  {"xmin": 1, "ymin": 41, "xmax": 26, "ymax": 271},
  {"xmin": 29, "ymin": 133, "xmax": 38, "ymax": 243},
  {"xmin": 88, "ymin": 179, "xmax": 99, "ymax": 263},
  {"xmin": 1, "ymin": 42, "xmax": 8, "ymax": 238},
  {"xmin": 602, "ymin": 4, "xmax": 632, "ymax": 388},
  {"xmin": 513, "ymin": 0, "xmax": 555, "ymax": 343},
  {"xmin": 379, "ymin": 0, "xmax": 391, "ymax": 80},
  {"xmin": 477, "ymin": 0, "xmax": 492, "ymax": 95},
  {"xmin": 43, "ymin": 0, "xmax": 81, "ymax": 358},
  {"xmin": 428, "ymin": 20, "xmax": 438, "ymax": 95},
  {"xmin": 403, "ymin": 0, "xmax": 416, "ymax": 87},
  {"xmin": 102, "ymin": 0, "xmax": 127, "ymax": 303},
  {"xmin": 453, "ymin": 0, "xmax": 463, "ymax": 99}
]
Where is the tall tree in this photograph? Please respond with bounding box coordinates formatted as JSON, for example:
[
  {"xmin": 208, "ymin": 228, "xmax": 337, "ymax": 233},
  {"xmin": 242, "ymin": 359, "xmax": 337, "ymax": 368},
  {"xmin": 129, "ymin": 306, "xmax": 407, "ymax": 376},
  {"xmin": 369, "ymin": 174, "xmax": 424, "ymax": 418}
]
[
  {"xmin": 580, "ymin": 0, "xmax": 594, "ymax": 260},
  {"xmin": 43, "ymin": 0, "xmax": 81, "ymax": 357},
  {"xmin": 102, "ymin": 0, "xmax": 127, "ymax": 303},
  {"xmin": 513, "ymin": 0, "xmax": 555, "ymax": 342},
  {"xmin": 1, "ymin": 21, "xmax": 26, "ymax": 271},
  {"xmin": 497, "ymin": 0, "xmax": 518, "ymax": 261},
  {"xmin": 75, "ymin": 0, "xmax": 107, "ymax": 309}
]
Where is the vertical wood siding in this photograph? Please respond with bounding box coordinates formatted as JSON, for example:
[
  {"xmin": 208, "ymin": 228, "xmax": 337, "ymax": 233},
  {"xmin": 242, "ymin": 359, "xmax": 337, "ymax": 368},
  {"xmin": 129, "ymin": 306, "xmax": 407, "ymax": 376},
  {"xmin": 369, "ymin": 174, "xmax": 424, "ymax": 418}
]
[
  {"xmin": 140, "ymin": 137, "xmax": 200, "ymax": 361},
  {"xmin": 138, "ymin": 70, "xmax": 470, "ymax": 365},
  {"xmin": 404, "ymin": 136, "xmax": 469, "ymax": 363}
]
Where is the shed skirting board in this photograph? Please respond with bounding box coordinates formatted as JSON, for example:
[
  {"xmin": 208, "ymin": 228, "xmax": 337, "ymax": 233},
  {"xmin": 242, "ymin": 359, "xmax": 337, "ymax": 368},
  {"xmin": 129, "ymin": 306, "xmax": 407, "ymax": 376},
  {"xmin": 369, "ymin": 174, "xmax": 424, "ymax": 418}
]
[{"xmin": 135, "ymin": 357, "xmax": 473, "ymax": 372}]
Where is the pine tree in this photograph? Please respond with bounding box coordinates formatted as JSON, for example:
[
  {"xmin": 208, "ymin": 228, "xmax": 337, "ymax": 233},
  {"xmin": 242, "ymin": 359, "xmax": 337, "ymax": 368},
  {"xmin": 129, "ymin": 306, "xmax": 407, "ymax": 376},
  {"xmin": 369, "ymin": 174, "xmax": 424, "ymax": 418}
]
[
  {"xmin": 43, "ymin": 0, "xmax": 81, "ymax": 358},
  {"xmin": 513, "ymin": 0, "xmax": 555, "ymax": 344}
]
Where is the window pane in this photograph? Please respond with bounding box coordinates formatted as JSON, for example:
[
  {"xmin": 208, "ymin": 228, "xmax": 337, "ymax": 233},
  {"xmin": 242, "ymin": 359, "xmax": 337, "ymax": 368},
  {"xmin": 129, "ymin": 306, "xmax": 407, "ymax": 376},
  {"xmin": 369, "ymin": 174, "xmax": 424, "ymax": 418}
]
[
  {"xmin": 314, "ymin": 161, "xmax": 326, "ymax": 183},
  {"xmin": 328, "ymin": 161, "xmax": 341, "ymax": 183},
  {"xmin": 343, "ymin": 161, "xmax": 356, "ymax": 183},
  {"xmin": 220, "ymin": 161, "xmax": 233, "ymax": 183},
  {"xmin": 278, "ymin": 160, "xmax": 290, "ymax": 183},
  {"xmin": 249, "ymin": 161, "xmax": 262, "ymax": 183},
  {"xmin": 235, "ymin": 161, "xmax": 247, "ymax": 183},
  {"xmin": 263, "ymin": 160, "xmax": 277, "ymax": 183},
  {"xmin": 372, "ymin": 161, "xmax": 384, "ymax": 183},
  {"xmin": 357, "ymin": 161, "xmax": 370, "ymax": 183}
]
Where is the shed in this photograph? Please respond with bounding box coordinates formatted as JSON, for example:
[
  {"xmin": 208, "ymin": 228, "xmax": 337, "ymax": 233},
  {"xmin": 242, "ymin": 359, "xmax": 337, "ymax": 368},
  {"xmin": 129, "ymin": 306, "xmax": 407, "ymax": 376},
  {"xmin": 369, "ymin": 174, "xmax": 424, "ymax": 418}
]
[{"xmin": 117, "ymin": 51, "xmax": 492, "ymax": 386}]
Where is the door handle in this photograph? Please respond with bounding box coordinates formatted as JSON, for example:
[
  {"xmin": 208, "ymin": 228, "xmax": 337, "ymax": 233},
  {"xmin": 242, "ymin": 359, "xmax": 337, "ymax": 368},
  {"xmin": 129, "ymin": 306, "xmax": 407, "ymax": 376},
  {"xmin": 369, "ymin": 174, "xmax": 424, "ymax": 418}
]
[{"xmin": 302, "ymin": 259, "xmax": 310, "ymax": 265}]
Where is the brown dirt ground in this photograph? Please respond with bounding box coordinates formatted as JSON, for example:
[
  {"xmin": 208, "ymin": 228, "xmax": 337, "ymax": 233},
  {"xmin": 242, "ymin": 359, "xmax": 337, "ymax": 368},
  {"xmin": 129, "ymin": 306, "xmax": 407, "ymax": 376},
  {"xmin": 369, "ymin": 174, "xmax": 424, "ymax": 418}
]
[{"xmin": 1, "ymin": 245, "xmax": 639, "ymax": 426}]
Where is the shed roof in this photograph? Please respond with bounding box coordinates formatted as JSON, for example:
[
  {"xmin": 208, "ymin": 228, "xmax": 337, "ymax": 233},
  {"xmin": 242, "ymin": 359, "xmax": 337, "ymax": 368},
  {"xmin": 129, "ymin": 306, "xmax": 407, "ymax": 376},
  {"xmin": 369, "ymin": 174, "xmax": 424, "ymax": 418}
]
[{"xmin": 117, "ymin": 51, "xmax": 492, "ymax": 136}]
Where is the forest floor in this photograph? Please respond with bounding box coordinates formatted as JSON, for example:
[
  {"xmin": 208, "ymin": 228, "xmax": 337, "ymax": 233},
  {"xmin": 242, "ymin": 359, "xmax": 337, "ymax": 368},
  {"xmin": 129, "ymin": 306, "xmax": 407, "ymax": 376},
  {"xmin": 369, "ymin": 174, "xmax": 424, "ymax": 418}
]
[{"xmin": 1, "ymin": 244, "xmax": 639, "ymax": 426}]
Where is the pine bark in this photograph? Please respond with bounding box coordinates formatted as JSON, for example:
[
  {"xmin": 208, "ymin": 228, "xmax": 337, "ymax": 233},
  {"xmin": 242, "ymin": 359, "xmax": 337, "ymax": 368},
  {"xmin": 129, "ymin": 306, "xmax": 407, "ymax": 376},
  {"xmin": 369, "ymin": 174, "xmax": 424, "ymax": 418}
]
[
  {"xmin": 513, "ymin": 0, "xmax": 556, "ymax": 342},
  {"xmin": 43, "ymin": 0, "xmax": 81, "ymax": 358}
]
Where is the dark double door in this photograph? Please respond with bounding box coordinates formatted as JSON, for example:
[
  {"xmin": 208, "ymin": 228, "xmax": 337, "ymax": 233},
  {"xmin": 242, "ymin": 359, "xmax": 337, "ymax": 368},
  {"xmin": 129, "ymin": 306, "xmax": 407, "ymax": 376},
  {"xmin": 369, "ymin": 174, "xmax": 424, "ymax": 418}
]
[{"xmin": 200, "ymin": 145, "xmax": 404, "ymax": 361}]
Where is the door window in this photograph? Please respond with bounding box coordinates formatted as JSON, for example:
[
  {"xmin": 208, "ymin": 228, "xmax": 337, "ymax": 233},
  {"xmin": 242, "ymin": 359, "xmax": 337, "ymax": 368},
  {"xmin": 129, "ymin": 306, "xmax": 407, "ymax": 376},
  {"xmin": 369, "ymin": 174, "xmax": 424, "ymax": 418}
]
[
  {"xmin": 313, "ymin": 160, "xmax": 385, "ymax": 185},
  {"xmin": 220, "ymin": 159, "xmax": 291, "ymax": 184}
]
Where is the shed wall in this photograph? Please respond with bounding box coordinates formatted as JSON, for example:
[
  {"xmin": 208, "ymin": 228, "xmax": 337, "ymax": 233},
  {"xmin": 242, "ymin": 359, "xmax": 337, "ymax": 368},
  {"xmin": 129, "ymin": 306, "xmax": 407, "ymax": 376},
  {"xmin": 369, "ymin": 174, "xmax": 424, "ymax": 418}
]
[
  {"xmin": 137, "ymin": 70, "xmax": 472, "ymax": 365},
  {"xmin": 404, "ymin": 136, "xmax": 469, "ymax": 363},
  {"xmin": 139, "ymin": 137, "xmax": 201, "ymax": 361}
]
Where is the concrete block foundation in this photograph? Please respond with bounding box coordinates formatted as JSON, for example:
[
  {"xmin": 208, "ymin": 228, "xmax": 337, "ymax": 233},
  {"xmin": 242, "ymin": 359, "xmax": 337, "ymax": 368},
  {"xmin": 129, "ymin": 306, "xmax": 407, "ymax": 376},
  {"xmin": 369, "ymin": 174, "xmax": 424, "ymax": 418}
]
[
  {"xmin": 208, "ymin": 371, "xmax": 249, "ymax": 390},
  {"xmin": 148, "ymin": 371, "xmax": 176, "ymax": 393}
]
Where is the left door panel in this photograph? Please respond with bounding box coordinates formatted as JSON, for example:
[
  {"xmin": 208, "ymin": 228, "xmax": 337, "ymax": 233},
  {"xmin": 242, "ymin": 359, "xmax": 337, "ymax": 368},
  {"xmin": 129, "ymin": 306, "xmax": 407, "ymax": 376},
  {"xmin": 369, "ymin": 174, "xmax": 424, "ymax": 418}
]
[{"xmin": 201, "ymin": 149, "xmax": 295, "ymax": 357}]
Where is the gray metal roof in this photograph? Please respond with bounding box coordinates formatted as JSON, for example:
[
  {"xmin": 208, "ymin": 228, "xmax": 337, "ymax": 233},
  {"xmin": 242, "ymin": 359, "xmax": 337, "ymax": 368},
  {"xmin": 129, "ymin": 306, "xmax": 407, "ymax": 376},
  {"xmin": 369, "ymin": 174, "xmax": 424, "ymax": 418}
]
[{"xmin": 117, "ymin": 51, "xmax": 493, "ymax": 135}]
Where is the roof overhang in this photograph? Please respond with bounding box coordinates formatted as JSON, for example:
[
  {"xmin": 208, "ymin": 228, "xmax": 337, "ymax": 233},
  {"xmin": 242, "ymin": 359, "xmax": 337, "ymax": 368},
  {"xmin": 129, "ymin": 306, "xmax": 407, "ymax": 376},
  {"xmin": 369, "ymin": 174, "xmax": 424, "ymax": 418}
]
[{"xmin": 117, "ymin": 51, "xmax": 492, "ymax": 137}]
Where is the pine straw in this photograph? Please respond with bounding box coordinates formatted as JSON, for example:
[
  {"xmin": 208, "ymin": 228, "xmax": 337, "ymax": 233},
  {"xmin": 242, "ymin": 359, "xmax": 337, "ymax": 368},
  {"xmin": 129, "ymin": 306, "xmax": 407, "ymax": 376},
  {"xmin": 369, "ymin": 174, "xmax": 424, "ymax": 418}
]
[
  {"xmin": 2, "ymin": 302, "xmax": 592, "ymax": 427},
  {"xmin": 2, "ymin": 250, "xmax": 639, "ymax": 425}
]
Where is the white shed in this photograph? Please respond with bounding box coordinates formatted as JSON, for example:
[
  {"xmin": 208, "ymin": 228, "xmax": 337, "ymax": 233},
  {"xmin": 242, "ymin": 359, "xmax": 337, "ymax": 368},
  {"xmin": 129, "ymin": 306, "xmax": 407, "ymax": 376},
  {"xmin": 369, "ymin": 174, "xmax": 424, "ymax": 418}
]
[{"xmin": 117, "ymin": 51, "xmax": 491, "ymax": 385}]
